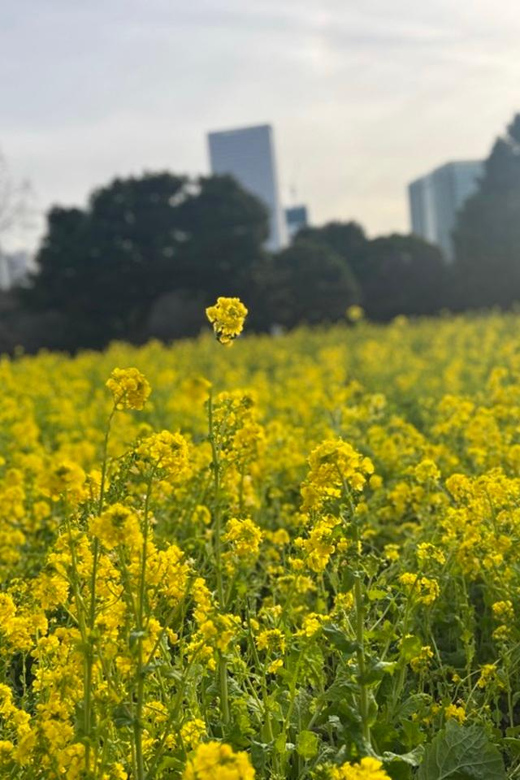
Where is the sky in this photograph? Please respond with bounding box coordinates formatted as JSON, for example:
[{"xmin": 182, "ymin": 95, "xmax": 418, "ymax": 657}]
[{"xmin": 2, "ymin": 0, "xmax": 520, "ymax": 249}]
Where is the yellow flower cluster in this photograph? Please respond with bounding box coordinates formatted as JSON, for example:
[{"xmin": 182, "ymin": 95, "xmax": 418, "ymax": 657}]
[
  {"xmin": 224, "ymin": 517, "xmax": 263, "ymax": 559},
  {"xmin": 205, "ymin": 297, "xmax": 248, "ymax": 345},
  {"xmin": 136, "ymin": 430, "xmax": 191, "ymax": 479},
  {"xmin": 444, "ymin": 703, "xmax": 466, "ymax": 723},
  {"xmin": 409, "ymin": 644, "xmax": 434, "ymax": 673},
  {"xmin": 106, "ymin": 367, "xmax": 151, "ymax": 410},
  {"xmin": 89, "ymin": 502, "xmax": 143, "ymax": 551},
  {"xmin": 294, "ymin": 514, "xmax": 341, "ymax": 572},
  {"xmin": 183, "ymin": 741, "xmax": 255, "ymax": 780},
  {"xmin": 333, "ymin": 757, "xmax": 390, "ymax": 779},
  {"xmin": 301, "ymin": 439, "xmax": 374, "ymax": 510},
  {"xmin": 399, "ymin": 573, "xmax": 440, "ymax": 605},
  {"xmin": 0, "ymin": 309, "xmax": 519, "ymax": 777}
]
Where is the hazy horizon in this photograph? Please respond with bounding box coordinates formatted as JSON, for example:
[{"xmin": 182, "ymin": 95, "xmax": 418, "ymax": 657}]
[{"xmin": 3, "ymin": 0, "xmax": 520, "ymax": 250}]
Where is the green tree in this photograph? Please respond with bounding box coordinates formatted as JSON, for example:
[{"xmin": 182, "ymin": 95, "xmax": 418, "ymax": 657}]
[
  {"xmin": 361, "ymin": 234, "xmax": 445, "ymax": 321},
  {"xmin": 260, "ymin": 238, "xmax": 360, "ymax": 329},
  {"xmin": 293, "ymin": 221, "xmax": 445, "ymax": 321},
  {"xmin": 453, "ymin": 113, "xmax": 520, "ymax": 308},
  {"xmin": 297, "ymin": 221, "xmax": 368, "ymax": 281},
  {"xmin": 25, "ymin": 173, "xmax": 269, "ymax": 349},
  {"xmin": 175, "ymin": 175, "xmax": 269, "ymax": 303}
]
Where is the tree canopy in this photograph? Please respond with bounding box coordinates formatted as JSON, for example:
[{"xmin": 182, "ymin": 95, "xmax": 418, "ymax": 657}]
[
  {"xmin": 453, "ymin": 114, "xmax": 520, "ymax": 308},
  {"xmin": 25, "ymin": 173, "xmax": 269, "ymax": 348},
  {"xmin": 260, "ymin": 238, "xmax": 360, "ymax": 329},
  {"xmin": 292, "ymin": 222, "xmax": 445, "ymax": 321},
  {"xmin": 17, "ymin": 160, "xmax": 472, "ymax": 353},
  {"xmin": 361, "ymin": 234, "xmax": 446, "ymax": 321}
]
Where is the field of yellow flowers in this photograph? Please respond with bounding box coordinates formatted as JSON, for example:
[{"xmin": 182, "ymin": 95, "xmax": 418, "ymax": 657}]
[{"xmin": 1, "ymin": 303, "xmax": 520, "ymax": 779}]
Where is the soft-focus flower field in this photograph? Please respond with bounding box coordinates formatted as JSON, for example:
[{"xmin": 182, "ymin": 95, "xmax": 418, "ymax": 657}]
[{"xmin": 1, "ymin": 311, "xmax": 520, "ymax": 779}]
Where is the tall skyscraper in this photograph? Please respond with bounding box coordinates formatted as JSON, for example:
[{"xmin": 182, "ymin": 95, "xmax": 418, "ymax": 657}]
[
  {"xmin": 408, "ymin": 161, "xmax": 483, "ymax": 261},
  {"xmin": 207, "ymin": 124, "xmax": 287, "ymax": 251}
]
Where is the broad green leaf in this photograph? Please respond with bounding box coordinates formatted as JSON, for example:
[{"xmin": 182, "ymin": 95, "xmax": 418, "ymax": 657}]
[{"xmin": 418, "ymin": 721, "xmax": 506, "ymax": 780}]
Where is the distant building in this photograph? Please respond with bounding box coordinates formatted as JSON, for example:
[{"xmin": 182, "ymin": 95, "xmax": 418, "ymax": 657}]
[
  {"xmin": 285, "ymin": 205, "xmax": 308, "ymax": 241},
  {"xmin": 207, "ymin": 124, "xmax": 287, "ymax": 251},
  {"xmin": 408, "ymin": 161, "xmax": 483, "ymax": 261},
  {"xmin": 0, "ymin": 250, "xmax": 32, "ymax": 290}
]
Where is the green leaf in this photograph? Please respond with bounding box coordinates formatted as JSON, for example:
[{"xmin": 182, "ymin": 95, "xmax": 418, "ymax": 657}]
[
  {"xmin": 112, "ymin": 702, "xmax": 134, "ymax": 729},
  {"xmin": 323, "ymin": 624, "xmax": 359, "ymax": 655},
  {"xmin": 394, "ymin": 693, "xmax": 431, "ymax": 721},
  {"xmin": 361, "ymin": 659, "xmax": 397, "ymax": 684},
  {"xmin": 157, "ymin": 756, "xmax": 184, "ymax": 773},
  {"xmin": 502, "ymin": 737, "xmax": 520, "ymax": 757},
  {"xmin": 368, "ymin": 588, "xmax": 388, "ymax": 601},
  {"xmin": 382, "ymin": 746, "xmax": 424, "ymax": 767},
  {"xmin": 296, "ymin": 730, "xmax": 319, "ymax": 760},
  {"xmin": 418, "ymin": 721, "xmax": 506, "ymax": 780},
  {"xmin": 129, "ymin": 629, "xmax": 146, "ymax": 650},
  {"xmin": 399, "ymin": 635, "xmax": 423, "ymax": 662},
  {"xmin": 340, "ymin": 568, "xmax": 357, "ymax": 592},
  {"xmin": 401, "ymin": 719, "xmax": 425, "ymax": 750}
]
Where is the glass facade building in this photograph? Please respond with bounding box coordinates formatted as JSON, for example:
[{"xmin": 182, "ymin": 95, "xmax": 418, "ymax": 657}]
[
  {"xmin": 207, "ymin": 124, "xmax": 287, "ymax": 251},
  {"xmin": 408, "ymin": 161, "xmax": 483, "ymax": 261}
]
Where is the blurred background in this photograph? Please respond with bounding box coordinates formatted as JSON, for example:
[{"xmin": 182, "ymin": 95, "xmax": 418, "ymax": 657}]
[{"xmin": 1, "ymin": 0, "xmax": 520, "ymax": 351}]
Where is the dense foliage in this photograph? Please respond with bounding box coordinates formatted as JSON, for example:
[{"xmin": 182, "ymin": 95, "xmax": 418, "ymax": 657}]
[
  {"xmin": 16, "ymin": 172, "xmax": 445, "ymax": 353},
  {"xmin": 0, "ymin": 309, "xmax": 520, "ymax": 778},
  {"xmin": 23, "ymin": 174, "xmax": 268, "ymax": 349},
  {"xmin": 454, "ymin": 114, "xmax": 520, "ymax": 308}
]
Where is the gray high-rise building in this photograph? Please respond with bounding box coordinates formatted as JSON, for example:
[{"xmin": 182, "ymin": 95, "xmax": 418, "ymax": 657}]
[
  {"xmin": 408, "ymin": 160, "xmax": 484, "ymax": 261},
  {"xmin": 207, "ymin": 124, "xmax": 287, "ymax": 251}
]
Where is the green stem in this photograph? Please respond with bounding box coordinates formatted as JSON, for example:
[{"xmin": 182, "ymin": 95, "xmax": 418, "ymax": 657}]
[
  {"xmin": 134, "ymin": 474, "xmax": 154, "ymax": 780},
  {"xmin": 246, "ymin": 609, "xmax": 275, "ymax": 740},
  {"xmin": 207, "ymin": 391, "xmax": 230, "ymax": 726},
  {"xmin": 339, "ymin": 474, "xmax": 371, "ymax": 750},
  {"xmin": 279, "ymin": 651, "xmax": 304, "ymax": 775},
  {"xmin": 354, "ymin": 574, "xmax": 371, "ymax": 747},
  {"xmin": 145, "ymin": 652, "xmax": 200, "ymax": 777},
  {"xmin": 207, "ymin": 392, "xmax": 224, "ymax": 603},
  {"xmin": 84, "ymin": 408, "xmax": 115, "ymax": 773},
  {"xmin": 389, "ymin": 595, "xmax": 414, "ymax": 717}
]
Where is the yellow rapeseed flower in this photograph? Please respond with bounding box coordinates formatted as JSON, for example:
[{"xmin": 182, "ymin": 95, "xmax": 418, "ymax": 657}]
[
  {"xmin": 444, "ymin": 703, "xmax": 466, "ymax": 723},
  {"xmin": 136, "ymin": 430, "xmax": 191, "ymax": 480},
  {"xmin": 106, "ymin": 367, "xmax": 151, "ymax": 410},
  {"xmin": 183, "ymin": 740, "xmax": 255, "ymax": 780},
  {"xmin": 224, "ymin": 517, "xmax": 263, "ymax": 558},
  {"xmin": 205, "ymin": 297, "xmax": 248, "ymax": 345},
  {"xmin": 333, "ymin": 757, "xmax": 390, "ymax": 779}
]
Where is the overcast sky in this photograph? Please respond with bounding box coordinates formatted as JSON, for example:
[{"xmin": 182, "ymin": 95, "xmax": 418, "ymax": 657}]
[{"xmin": 2, "ymin": 0, "xmax": 520, "ymax": 248}]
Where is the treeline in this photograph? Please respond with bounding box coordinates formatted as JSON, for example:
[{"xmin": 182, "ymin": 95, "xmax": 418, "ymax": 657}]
[
  {"xmin": 3, "ymin": 174, "xmax": 447, "ymax": 352},
  {"xmin": 2, "ymin": 113, "xmax": 520, "ymax": 352}
]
